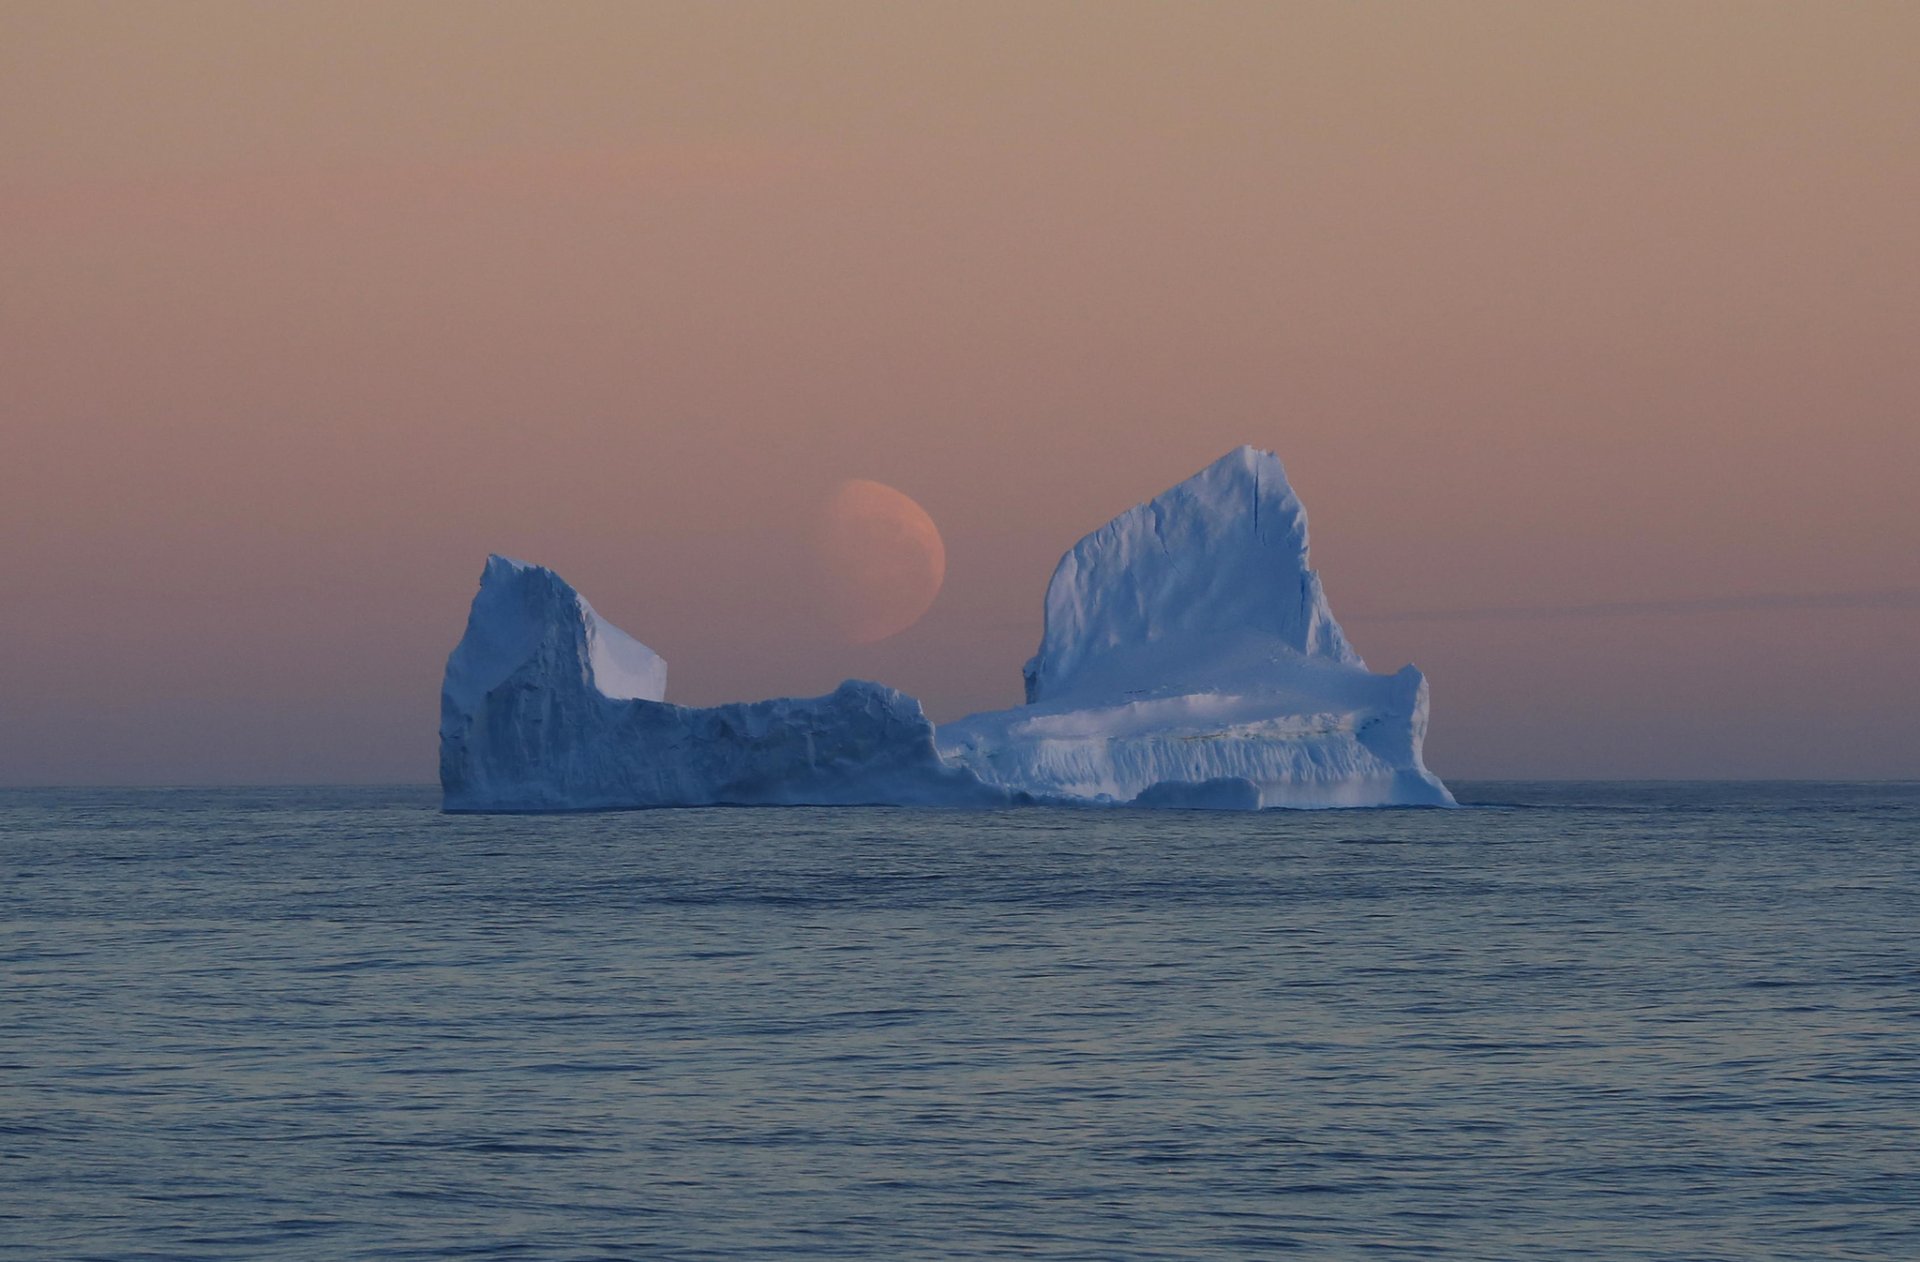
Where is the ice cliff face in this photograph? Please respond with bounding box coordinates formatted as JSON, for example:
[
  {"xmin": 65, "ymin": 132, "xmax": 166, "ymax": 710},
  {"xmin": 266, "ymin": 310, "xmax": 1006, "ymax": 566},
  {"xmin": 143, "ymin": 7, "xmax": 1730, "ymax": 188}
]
[
  {"xmin": 440, "ymin": 448, "xmax": 1451, "ymax": 812},
  {"xmin": 1021, "ymin": 446, "xmax": 1362, "ymax": 704},
  {"xmin": 439, "ymin": 557, "xmax": 998, "ymax": 811},
  {"xmin": 938, "ymin": 448, "xmax": 1454, "ymax": 808}
]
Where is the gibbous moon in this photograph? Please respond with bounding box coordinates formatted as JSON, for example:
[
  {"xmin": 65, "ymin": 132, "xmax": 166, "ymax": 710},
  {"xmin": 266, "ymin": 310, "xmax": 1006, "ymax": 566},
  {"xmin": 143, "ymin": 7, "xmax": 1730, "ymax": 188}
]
[{"xmin": 814, "ymin": 479, "xmax": 947, "ymax": 644}]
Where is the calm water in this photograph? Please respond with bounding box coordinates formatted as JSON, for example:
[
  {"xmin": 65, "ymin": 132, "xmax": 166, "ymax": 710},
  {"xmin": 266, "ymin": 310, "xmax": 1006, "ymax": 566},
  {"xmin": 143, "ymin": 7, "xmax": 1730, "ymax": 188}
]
[{"xmin": 3, "ymin": 783, "xmax": 1917, "ymax": 1260}]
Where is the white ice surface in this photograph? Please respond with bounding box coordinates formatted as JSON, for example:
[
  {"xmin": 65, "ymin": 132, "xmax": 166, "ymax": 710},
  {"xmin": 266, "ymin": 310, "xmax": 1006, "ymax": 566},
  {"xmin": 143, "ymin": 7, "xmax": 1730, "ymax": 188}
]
[{"xmin": 938, "ymin": 448, "xmax": 1453, "ymax": 808}]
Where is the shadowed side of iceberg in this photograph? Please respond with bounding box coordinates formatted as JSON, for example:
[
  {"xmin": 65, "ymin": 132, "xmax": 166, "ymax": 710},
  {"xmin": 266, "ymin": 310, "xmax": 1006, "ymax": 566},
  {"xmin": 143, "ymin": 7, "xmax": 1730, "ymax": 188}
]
[{"xmin": 440, "ymin": 557, "xmax": 1003, "ymax": 812}]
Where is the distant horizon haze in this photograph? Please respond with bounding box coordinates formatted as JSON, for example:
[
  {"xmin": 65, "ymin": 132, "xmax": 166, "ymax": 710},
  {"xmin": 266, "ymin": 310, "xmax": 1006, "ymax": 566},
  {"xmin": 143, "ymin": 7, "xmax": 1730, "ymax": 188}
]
[{"xmin": 3, "ymin": 2, "xmax": 1916, "ymax": 784}]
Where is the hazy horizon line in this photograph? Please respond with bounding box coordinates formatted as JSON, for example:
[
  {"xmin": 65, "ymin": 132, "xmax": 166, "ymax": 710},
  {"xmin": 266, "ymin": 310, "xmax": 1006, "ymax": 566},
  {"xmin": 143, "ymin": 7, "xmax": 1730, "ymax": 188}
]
[
  {"xmin": 2, "ymin": 777, "xmax": 1918, "ymax": 793},
  {"xmin": 1346, "ymin": 588, "xmax": 1920, "ymax": 624}
]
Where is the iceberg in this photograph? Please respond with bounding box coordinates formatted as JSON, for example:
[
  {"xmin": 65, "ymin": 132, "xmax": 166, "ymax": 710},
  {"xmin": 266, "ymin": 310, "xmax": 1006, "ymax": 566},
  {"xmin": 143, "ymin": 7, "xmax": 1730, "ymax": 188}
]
[
  {"xmin": 439, "ymin": 448, "xmax": 1451, "ymax": 812},
  {"xmin": 937, "ymin": 448, "xmax": 1454, "ymax": 808},
  {"xmin": 439, "ymin": 557, "xmax": 999, "ymax": 811}
]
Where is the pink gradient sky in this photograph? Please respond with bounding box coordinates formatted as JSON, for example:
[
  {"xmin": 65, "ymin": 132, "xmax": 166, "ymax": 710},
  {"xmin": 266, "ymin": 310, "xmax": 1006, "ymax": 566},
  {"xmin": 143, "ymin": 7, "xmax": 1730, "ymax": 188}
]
[{"xmin": 3, "ymin": 2, "xmax": 1916, "ymax": 784}]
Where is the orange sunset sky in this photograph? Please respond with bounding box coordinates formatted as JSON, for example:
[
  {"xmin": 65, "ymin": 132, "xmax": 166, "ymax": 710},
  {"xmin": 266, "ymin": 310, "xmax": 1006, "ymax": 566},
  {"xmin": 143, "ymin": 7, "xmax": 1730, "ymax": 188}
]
[{"xmin": 3, "ymin": 1, "xmax": 1916, "ymax": 784}]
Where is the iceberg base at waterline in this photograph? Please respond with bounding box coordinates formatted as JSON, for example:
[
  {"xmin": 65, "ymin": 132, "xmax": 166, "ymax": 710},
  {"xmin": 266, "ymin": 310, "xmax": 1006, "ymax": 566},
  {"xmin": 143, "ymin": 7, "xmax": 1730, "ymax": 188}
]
[
  {"xmin": 439, "ymin": 448, "xmax": 1453, "ymax": 811},
  {"xmin": 935, "ymin": 657, "xmax": 1452, "ymax": 810}
]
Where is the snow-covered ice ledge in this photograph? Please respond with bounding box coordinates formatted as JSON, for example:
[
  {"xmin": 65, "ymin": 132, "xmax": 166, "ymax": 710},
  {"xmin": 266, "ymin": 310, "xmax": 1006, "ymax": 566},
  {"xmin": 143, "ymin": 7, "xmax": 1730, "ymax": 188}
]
[{"xmin": 439, "ymin": 448, "xmax": 1453, "ymax": 811}]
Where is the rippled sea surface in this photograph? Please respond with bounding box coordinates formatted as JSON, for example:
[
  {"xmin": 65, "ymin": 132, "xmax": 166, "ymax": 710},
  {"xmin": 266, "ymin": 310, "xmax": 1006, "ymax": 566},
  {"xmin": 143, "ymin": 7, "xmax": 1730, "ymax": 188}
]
[{"xmin": 4, "ymin": 783, "xmax": 1918, "ymax": 1260}]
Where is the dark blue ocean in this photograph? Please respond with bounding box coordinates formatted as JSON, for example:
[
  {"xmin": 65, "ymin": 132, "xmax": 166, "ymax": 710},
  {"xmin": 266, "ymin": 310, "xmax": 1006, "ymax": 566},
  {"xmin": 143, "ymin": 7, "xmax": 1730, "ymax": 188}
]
[{"xmin": 3, "ymin": 783, "xmax": 1917, "ymax": 1260}]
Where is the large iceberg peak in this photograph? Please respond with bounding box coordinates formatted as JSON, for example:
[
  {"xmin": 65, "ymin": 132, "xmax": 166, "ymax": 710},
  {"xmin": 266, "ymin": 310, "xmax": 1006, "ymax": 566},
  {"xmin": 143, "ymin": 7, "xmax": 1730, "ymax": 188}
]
[
  {"xmin": 939, "ymin": 446, "xmax": 1453, "ymax": 808},
  {"xmin": 1022, "ymin": 446, "xmax": 1362, "ymax": 705}
]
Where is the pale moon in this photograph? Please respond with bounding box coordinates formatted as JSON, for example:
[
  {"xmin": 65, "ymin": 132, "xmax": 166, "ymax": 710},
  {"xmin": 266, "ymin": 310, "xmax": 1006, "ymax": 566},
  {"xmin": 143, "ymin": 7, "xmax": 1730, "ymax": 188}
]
[{"xmin": 814, "ymin": 479, "xmax": 947, "ymax": 644}]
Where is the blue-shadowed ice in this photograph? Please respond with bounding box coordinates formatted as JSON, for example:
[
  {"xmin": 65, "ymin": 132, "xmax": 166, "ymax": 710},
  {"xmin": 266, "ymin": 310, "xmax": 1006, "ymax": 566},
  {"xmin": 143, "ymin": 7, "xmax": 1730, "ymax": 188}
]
[{"xmin": 439, "ymin": 557, "xmax": 996, "ymax": 812}]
